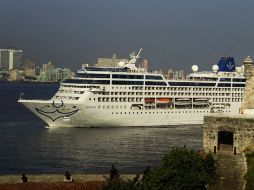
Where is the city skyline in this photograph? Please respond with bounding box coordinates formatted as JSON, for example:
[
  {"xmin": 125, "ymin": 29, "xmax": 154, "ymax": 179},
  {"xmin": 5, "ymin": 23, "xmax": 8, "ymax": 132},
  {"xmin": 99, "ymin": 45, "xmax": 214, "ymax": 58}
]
[{"xmin": 0, "ymin": 0, "xmax": 254, "ymax": 72}]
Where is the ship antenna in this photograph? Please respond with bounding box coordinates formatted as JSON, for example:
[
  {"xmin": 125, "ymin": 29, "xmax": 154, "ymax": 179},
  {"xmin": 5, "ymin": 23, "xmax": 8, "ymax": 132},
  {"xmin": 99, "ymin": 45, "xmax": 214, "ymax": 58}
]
[{"xmin": 136, "ymin": 48, "xmax": 143, "ymax": 59}]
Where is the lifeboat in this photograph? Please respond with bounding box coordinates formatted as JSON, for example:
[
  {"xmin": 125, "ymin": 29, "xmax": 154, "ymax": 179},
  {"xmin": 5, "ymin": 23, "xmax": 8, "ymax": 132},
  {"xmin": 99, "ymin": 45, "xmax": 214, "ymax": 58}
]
[
  {"xmin": 145, "ymin": 98, "xmax": 155, "ymax": 103},
  {"xmin": 175, "ymin": 98, "xmax": 192, "ymax": 105},
  {"xmin": 193, "ymin": 98, "xmax": 209, "ymax": 105},
  {"xmin": 156, "ymin": 98, "xmax": 172, "ymax": 103}
]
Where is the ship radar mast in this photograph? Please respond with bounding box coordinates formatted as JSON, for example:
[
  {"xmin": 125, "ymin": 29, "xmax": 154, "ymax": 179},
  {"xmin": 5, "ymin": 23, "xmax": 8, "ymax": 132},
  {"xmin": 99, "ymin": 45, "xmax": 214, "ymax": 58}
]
[
  {"xmin": 128, "ymin": 48, "xmax": 143, "ymax": 64},
  {"xmin": 116, "ymin": 48, "xmax": 143, "ymax": 69}
]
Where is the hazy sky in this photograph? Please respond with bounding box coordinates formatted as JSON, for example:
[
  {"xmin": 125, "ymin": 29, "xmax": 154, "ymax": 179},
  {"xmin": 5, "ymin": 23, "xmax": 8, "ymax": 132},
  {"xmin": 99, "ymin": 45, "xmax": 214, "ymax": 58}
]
[{"xmin": 0, "ymin": 0, "xmax": 254, "ymax": 72}]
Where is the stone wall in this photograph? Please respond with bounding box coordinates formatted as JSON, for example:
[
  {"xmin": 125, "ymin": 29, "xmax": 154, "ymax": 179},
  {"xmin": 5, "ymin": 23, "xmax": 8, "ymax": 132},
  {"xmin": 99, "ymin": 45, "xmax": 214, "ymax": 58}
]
[
  {"xmin": 203, "ymin": 114, "xmax": 254, "ymax": 153},
  {"xmin": 241, "ymin": 69, "xmax": 254, "ymax": 109}
]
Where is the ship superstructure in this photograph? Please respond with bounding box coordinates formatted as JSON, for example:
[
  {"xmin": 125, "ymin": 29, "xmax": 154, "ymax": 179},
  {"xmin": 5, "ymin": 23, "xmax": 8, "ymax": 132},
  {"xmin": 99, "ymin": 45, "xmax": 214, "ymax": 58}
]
[{"xmin": 19, "ymin": 50, "xmax": 251, "ymax": 127}]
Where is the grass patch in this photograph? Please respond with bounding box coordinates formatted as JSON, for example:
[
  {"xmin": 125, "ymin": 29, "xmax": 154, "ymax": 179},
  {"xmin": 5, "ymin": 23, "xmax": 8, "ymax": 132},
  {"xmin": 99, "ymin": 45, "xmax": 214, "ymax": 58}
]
[{"xmin": 245, "ymin": 152, "xmax": 254, "ymax": 190}]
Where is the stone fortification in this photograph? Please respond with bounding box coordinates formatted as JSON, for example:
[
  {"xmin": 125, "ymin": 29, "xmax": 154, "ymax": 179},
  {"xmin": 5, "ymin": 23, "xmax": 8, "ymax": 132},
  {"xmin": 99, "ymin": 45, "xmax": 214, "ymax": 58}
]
[
  {"xmin": 241, "ymin": 56, "xmax": 254, "ymax": 112},
  {"xmin": 203, "ymin": 114, "xmax": 254, "ymax": 153}
]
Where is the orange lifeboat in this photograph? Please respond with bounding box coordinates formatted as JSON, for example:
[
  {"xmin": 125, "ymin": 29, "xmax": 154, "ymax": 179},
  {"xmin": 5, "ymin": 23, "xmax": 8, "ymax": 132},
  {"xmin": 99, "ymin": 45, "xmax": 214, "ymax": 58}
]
[
  {"xmin": 145, "ymin": 98, "xmax": 155, "ymax": 103},
  {"xmin": 156, "ymin": 98, "xmax": 172, "ymax": 103}
]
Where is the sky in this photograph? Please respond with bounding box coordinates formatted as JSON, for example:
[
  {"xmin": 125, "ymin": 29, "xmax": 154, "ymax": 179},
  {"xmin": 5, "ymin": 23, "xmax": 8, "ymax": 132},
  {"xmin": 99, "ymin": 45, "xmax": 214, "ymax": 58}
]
[{"xmin": 0, "ymin": 0, "xmax": 254, "ymax": 73}]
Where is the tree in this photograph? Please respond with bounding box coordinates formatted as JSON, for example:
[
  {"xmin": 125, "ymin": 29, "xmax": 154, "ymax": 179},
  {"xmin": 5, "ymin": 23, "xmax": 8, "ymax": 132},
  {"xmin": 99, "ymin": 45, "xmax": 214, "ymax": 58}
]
[
  {"xmin": 144, "ymin": 146, "xmax": 217, "ymax": 190},
  {"xmin": 103, "ymin": 146, "xmax": 217, "ymax": 190}
]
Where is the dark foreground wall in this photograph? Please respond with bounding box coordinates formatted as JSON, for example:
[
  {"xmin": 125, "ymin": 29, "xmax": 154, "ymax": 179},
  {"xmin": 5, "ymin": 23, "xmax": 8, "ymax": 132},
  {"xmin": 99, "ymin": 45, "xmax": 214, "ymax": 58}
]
[{"xmin": 203, "ymin": 114, "xmax": 254, "ymax": 153}]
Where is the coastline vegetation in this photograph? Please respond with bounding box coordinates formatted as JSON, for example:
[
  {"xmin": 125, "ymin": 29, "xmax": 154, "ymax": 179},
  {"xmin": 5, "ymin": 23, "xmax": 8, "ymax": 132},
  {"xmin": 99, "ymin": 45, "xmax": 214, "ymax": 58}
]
[{"xmin": 103, "ymin": 146, "xmax": 217, "ymax": 190}]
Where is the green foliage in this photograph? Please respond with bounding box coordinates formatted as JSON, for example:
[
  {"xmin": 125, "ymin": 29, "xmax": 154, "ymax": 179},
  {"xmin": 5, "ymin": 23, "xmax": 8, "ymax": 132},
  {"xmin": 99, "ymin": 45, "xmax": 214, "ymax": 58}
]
[
  {"xmin": 102, "ymin": 174, "xmax": 144, "ymax": 190},
  {"xmin": 144, "ymin": 146, "xmax": 216, "ymax": 190},
  {"xmin": 103, "ymin": 146, "xmax": 217, "ymax": 190}
]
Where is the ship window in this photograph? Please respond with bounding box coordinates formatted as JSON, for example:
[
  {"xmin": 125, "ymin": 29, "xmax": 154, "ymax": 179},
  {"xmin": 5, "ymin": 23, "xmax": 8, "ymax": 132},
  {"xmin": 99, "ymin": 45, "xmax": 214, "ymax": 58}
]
[
  {"xmin": 146, "ymin": 81, "xmax": 167, "ymax": 86},
  {"xmin": 218, "ymin": 83, "xmax": 231, "ymax": 87},
  {"xmin": 170, "ymin": 82, "xmax": 215, "ymax": 87},
  {"xmin": 220, "ymin": 78, "xmax": 231, "ymax": 82},
  {"xmin": 233, "ymin": 83, "xmax": 245, "ymax": 87},
  {"xmin": 62, "ymin": 79, "xmax": 110, "ymax": 85},
  {"xmin": 233, "ymin": 79, "xmax": 246, "ymax": 82},
  {"xmin": 112, "ymin": 81, "xmax": 144, "ymax": 85},
  {"xmin": 75, "ymin": 73, "xmax": 110, "ymax": 78},
  {"xmin": 112, "ymin": 74, "xmax": 144, "ymax": 79},
  {"xmin": 145, "ymin": 75, "xmax": 163, "ymax": 80}
]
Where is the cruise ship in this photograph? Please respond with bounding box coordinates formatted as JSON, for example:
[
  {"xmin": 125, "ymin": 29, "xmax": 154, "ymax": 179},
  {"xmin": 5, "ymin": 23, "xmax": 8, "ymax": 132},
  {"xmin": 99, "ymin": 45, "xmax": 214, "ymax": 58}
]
[{"xmin": 19, "ymin": 49, "xmax": 251, "ymax": 128}]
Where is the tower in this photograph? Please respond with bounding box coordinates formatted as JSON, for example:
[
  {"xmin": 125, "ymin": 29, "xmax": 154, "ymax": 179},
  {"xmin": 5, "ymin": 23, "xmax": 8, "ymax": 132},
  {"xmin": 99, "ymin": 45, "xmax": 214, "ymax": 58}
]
[
  {"xmin": 141, "ymin": 59, "xmax": 149, "ymax": 71},
  {"xmin": 243, "ymin": 56, "xmax": 253, "ymax": 79},
  {"xmin": 0, "ymin": 49, "xmax": 23, "ymax": 70}
]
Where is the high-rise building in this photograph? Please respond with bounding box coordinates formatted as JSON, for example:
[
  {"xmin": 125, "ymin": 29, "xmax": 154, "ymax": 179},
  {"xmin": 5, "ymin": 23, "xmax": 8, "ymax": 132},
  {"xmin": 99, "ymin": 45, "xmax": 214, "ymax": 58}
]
[
  {"xmin": 96, "ymin": 54, "xmax": 127, "ymax": 67},
  {"xmin": 42, "ymin": 61, "xmax": 55, "ymax": 70},
  {"xmin": 24, "ymin": 59, "xmax": 36, "ymax": 77},
  {"xmin": 167, "ymin": 69, "xmax": 174, "ymax": 80},
  {"xmin": 24, "ymin": 59, "xmax": 36, "ymax": 69},
  {"xmin": 53, "ymin": 68, "xmax": 72, "ymax": 82},
  {"xmin": 39, "ymin": 61, "xmax": 55, "ymax": 81},
  {"xmin": 174, "ymin": 71, "xmax": 179, "ymax": 79},
  {"xmin": 141, "ymin": 59, "xmax": 149, "ymax": 71},
  {"xmin": 178, "ymin": 69, "xmax": 185, "ymax": 79},
  {"xmin": 9, "ymin": 69, "xmax": 22, "ymax": 81},
  {"xmin": 35, "ymin": 66, "xmax": 40, "ymax": 76},
  {"xmin": 0, "ymin": 49, "xmax": 23, "ymax": 70}
]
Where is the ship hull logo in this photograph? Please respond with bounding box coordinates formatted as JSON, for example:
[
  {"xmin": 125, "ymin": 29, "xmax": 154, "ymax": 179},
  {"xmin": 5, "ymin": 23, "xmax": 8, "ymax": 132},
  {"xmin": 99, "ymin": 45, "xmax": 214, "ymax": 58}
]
[
  {"xmin": 227, "ymin": 62, "xmax": 234, "ymax": 69},
  {"xmin": 35, "ymin": 100, "xmax": 79, "ymax": 122}
]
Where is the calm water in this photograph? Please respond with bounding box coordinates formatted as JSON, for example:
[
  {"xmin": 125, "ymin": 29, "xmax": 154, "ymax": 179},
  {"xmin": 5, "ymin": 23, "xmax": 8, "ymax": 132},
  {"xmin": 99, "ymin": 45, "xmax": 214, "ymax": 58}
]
[{"xmin": 0, "ymin": 82, "xmax": 203, "ymax": 174}]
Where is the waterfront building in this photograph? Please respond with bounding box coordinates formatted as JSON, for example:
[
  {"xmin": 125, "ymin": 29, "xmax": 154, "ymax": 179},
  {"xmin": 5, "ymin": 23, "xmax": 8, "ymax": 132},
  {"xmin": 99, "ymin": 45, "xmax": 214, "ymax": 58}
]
[
  {"xmin": 42, "ymin": 61, "xmax": 55, "ymax": 70},
  {"xmin": 38, "ymin": 69, "xmax": 54, "ymax": 81},
  {"xmin": 178, "ymin": 69, "xmax": 185, "ymax": 79},
  {"xmin": 9, "ymin": 69, "xmax": 22, "ymax": 81},
  {"xmin": 141, "ymin": 59, "xmax": 149, "ymax": 71},
  {"xmin": 53, "ymin": 68, "xmax": 72, "ymax": 82},
  {"xmin": 24, "ymin": 59, "xmax": 36, "ymax": 78},
  {"xmin": 38, "ymin": 61, "xmax": 72, "ymax": 82},
  {"xmin": 167, "ymin": 69, "xmax": 174, "ymax": 80},
  {"xmin": 24, "ymin": 59, "xmax": 36, "ymax": 69},
  {"xmin": 96, "ymin": 53, "xmax": 127, "ymax": 67},
  {"xmin": 0, "ymin": 70, "xmax": 9, "ymax": 81},
  {"xmin": 35, "ymin": 66, "xmax": 40, "ymax": 76},
  {"xmin": 24, "ymin": 68, "xmax": 36, "ymax": 78},
  {"xmin": 174, "ymin": 70, "xmax": 179, "ymax": 79},
  {"xmin": 0, "ymin": 49, "xmax": 23, "ymax": 70},
  {"xmin": 38, "ymin": 61, "xmax": 55, "ymax": 81}
]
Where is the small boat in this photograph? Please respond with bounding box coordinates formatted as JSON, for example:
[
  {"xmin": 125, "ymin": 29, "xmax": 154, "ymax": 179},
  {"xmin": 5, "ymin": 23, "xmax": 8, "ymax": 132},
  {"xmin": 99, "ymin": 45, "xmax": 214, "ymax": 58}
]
[
  {"xmin": 174, "ymin": 101, "xmax": 192, "ymax": 106},
  {"xmin": 194, "ymin": 98, "xmax": 208, "ymax": 101},
  {"xmin": 193, "ymin": 102, "xmax": 209, "ymax": 106},
  {"xmin": 156, "ymin": 98, "xmax": 172, "ymax": 103},
  {"xmin": 145, "ymin": 98, "xmax": 155, "ymax": 103},
  {"xmin": 174, "ymin": 98, "xmax": 192, "ymax": 106},
  {"xmin": 176, "ymin": 98, "xmax": 191, "ymax": 101},
  {"xmin": 193, "ymin": 98, "xmax": 209, "ymax": 105}
]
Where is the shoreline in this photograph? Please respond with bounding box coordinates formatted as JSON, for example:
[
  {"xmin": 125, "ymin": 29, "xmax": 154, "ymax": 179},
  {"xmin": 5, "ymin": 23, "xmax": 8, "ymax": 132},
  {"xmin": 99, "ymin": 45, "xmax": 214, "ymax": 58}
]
[{"xmin": 0, "ymin": 174, "xmax": 138, "ymax": 184}]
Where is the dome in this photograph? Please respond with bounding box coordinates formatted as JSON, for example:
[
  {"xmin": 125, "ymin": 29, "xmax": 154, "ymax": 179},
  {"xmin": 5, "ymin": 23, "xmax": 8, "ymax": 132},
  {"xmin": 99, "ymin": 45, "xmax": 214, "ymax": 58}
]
[
  {"xmin": 244, "ymin": 56, "xmax": 253, "ymax": 64},
  {"xmin": 117, "ymin": 61, "xmax": 126, "ymax": 67},
  {"xmin": 212, "ymin": 65, "xmax": 219, "ymax": 72},
  {"xmin": 191, "ymin": 65, "xmax": 198, "ymax": 72}
]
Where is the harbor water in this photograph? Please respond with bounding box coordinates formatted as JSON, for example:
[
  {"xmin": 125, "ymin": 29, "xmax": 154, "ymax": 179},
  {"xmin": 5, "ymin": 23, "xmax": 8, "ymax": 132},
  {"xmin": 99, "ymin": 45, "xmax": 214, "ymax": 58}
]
[{"xmin": 0, "ymin": 82, "xmax": 203, "ymax": 174}]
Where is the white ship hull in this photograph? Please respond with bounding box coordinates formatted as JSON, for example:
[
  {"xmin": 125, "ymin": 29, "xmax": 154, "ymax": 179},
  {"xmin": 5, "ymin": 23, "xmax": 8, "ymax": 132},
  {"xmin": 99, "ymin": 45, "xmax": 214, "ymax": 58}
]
[
  {"xmin": 18, "ymin": 51, "xmax": 246, "ymax": 128},
  {"xmin": 18, "ymin": 98, "xmax": 240, "ymax": 128}
]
